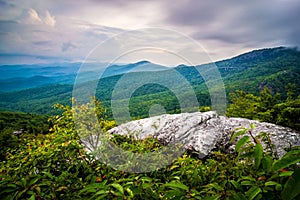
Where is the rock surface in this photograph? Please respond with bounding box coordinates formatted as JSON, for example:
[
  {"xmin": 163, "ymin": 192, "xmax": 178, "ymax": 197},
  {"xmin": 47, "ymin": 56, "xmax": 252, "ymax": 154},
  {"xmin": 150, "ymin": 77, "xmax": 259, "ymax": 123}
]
[{"xmin": 108, "ymin": 111, "xmax": 300, "ymax": 158}]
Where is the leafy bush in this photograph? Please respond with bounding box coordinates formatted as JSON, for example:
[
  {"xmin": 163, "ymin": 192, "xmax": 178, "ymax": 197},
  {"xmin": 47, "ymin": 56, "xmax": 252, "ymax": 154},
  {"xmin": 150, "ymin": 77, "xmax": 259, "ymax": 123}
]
[
  {"xmin": 0, "ymin": 128, "xmax": 18, "ymax": 161},
  {"xmin": 0, "ymin": 100, "xmax": 299, "ymax": 199},
  {"xmin": 227, "ymin": 86, "xmax": 300, "ymax": 130},
  {"xmin": 0, "ymin": 111, "xmax": 50, "ymax": 161}
]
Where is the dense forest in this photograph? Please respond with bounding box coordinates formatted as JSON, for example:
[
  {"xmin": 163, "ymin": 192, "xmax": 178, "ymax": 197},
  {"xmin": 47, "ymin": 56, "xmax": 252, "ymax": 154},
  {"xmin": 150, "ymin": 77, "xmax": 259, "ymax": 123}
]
[
  {"xmin": 0, "ymin": 47, "xmax": 300, "ymax": 199},
  {"xmin": 227, "ymin": 86, "xmax": 300, "ymax": 131},
  {"xmin": 0, "ymin": 47, "xmax": 299, "ymax": 117},
  {"xmin": 0, "ymin": 87, "xmax": 299, "ymax": 199}
]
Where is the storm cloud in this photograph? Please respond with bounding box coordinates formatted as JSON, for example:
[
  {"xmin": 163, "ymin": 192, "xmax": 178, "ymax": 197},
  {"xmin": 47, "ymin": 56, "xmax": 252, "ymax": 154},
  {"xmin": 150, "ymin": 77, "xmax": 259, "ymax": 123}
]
[
  {"xmin": 0, "ymin": 0, "xmax": 299, "ymax": 64},
  {"xmin": 165, "ymin": 0, "xmax": 300, "ymax": 48}
]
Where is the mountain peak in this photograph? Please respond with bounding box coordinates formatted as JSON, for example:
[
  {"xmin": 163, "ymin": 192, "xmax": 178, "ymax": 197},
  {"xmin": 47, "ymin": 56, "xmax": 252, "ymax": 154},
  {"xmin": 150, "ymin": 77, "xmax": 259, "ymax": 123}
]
[{"xmin": 134, "ymin": 60, "xmax": 151, "ymax": 65}]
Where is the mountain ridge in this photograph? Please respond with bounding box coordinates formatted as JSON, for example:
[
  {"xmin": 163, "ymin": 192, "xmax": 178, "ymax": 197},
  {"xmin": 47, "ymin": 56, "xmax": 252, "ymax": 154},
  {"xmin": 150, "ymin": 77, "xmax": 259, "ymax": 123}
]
[
  {"xmin": 0, "ymin": 61, "xmax": 169, "ymax": 92},
  {"xmin": 0, "ymin": 46, "xmax": 299, "ymax": 116}
]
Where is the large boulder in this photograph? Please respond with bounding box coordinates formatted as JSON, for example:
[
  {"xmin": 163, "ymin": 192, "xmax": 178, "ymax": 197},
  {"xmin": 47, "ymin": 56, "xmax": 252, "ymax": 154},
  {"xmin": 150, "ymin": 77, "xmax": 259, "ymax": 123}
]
[
  {"xmin": 220, "ymin": 116, "xmax": 300, "ymax": 157},
  {"xmin": 108, "ymin": 111, "xmax": 300, "ymax": 158}
]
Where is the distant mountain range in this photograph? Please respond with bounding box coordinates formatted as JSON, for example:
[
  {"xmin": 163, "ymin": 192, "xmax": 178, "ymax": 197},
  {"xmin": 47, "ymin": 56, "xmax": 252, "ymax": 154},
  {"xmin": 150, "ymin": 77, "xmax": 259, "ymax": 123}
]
[
  {"xmin": 0, "ymin": 61, "xmax": 168, "ymax": 92},
  {"xmin": 0, "ymin": 46, "xmax": 299, "ymax": 117}
]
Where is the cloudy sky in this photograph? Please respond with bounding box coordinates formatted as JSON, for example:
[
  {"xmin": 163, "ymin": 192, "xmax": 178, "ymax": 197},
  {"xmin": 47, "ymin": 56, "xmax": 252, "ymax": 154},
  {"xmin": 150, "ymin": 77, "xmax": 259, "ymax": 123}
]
[{"xmin": 0, "ymin": 0, "xmax": 299, "ymax": 65}]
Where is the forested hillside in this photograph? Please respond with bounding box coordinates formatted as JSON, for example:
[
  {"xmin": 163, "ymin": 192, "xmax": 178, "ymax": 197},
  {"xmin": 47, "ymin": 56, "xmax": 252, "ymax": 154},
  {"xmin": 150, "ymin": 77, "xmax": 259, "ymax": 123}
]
[
  {"xmin": 0, "ymin": 47, "xmax": 299, "ymax": 119},
  {"xmin": 0, "ymin": 95, "xmax": 299, "ymax": 199},
  {"xmin": 0, "ymin": 47, "xmax": 300, "ymax": 199},
  {"xmin": 1, "ymin": 0, "xmax": 299, "ymax": 198}
]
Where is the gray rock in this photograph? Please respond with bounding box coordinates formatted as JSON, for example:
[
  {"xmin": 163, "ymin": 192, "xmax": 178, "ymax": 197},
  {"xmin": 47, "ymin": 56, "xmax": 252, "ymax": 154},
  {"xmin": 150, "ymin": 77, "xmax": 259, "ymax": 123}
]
[
  {"xmin": 108, "ymin": 111, "xmax": 300, "ymax": 158},
  {"xmin": 220, "ymin": 116, "xmax": 300, "ymax": 157}
]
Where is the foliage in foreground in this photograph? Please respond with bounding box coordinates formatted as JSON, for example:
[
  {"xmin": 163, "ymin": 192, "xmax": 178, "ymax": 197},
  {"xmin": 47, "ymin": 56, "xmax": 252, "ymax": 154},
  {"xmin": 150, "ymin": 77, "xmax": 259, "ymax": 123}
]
[
  {"xmin": 0, "ymin": 111, "xmax": 50, "ymax": 161},
  {"xmin": 0, "ymin": 101, "xmax": 299, "ymax": 200}
]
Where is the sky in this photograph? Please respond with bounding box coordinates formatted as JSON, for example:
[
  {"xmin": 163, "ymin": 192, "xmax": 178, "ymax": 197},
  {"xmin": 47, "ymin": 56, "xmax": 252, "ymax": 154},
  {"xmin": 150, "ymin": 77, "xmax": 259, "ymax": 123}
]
[{"xmin": 0, "ymin": 0, "xmax": 299, "ymax": 65}]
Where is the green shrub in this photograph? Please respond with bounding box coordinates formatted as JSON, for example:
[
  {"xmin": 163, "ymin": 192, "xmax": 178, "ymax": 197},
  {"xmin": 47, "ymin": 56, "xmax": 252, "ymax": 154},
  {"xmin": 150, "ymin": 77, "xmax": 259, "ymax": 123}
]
[
  {"xmin": 227, "ymin": 86, "xmax": 300, "ymax": 130},
  {"xmin": 1, "ymin": 100, "xmax": 299, "ymax": 199}
]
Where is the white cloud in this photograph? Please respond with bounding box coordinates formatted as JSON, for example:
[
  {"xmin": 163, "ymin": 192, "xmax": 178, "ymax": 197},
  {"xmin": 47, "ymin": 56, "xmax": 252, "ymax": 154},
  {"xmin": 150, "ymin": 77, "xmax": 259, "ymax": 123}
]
[
  {"xmin": 44, "ymin": 10, "xmax": 56, "ymax": 27},
  {"xmin": 25, "ymin": 8, "xmax": 42, "ymax": 24},
  {"xmin": 19, "ymin": 8, "xmax": 56, "ymax": 27}
]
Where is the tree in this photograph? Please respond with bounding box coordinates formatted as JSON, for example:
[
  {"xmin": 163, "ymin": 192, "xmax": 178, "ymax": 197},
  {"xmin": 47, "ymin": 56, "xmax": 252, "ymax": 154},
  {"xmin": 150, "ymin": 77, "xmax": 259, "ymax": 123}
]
[
  {"xmin": 226, "ymin": 90, "xmax": 260, "ymax": 119},
  {"xmin": 275, "ymin": 95, "xmax": 300, "ymax": 130},
  {"xmin": 257, "ymin": 87, "xmax": 280, "ymax": 122},
  {"xmin": 227, "ymin": 86, "xmax": 300, "ymax": 130}
]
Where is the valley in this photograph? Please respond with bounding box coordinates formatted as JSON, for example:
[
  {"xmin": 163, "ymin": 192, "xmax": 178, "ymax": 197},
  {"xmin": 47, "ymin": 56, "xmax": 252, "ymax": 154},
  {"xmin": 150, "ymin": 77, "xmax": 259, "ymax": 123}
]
[{"xmin": 0, "ymin": 47, "xmax": 299, "ymax": 119}]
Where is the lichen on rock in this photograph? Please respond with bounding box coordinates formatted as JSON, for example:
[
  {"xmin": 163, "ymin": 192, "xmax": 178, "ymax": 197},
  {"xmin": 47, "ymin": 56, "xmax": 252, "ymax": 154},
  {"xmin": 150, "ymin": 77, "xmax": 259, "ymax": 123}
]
[{"xmin": 108, "ymin": 111, "xmax": 300, "ymax": 158}]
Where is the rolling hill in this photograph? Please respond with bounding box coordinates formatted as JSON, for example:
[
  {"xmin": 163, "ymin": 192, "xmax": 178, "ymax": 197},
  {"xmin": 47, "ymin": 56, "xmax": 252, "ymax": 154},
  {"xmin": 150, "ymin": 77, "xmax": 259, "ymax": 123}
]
[
  {"xmin": 0, "ymin": 61, "xmax": 168, "ymax": 92},
  {"xmin": 0, "ymin": 47, "xmax": 299, "ymax": 119}
]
